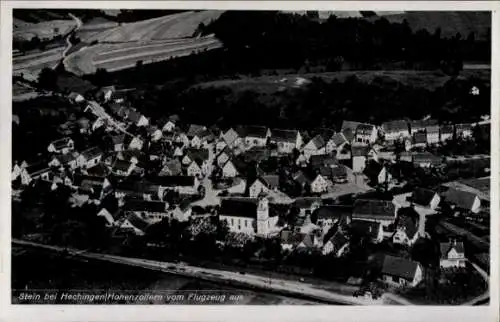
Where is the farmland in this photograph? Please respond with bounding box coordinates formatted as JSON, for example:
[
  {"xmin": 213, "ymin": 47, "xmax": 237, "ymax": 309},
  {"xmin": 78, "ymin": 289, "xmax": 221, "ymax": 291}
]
[
  {"xmin": 64, "ymin": 11, "xmax": 223, "ymax": 75},
  {"xmin": 13, "ymin": 46, "xmax": 66, "ymax": 81},
  {"xmin": 13, "ymin": 19, "xmax": 77, "ymax": 42}
]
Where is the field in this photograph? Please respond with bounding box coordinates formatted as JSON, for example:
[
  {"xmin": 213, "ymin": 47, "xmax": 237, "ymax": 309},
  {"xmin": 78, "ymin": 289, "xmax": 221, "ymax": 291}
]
[
  {"xmin": 193, "ymin": 69, "xmax": 491, "ymax": 93},
  {"xmin": 13, "ymin": 46, "xmax": 66, "ymax": 81},
  {"xmin": 13, "ymin": 19, "xmax": 77, "ymax": 41},
  {"xmin": 64, "ymin": 11, "xmax": 223, "ymax": 75}
]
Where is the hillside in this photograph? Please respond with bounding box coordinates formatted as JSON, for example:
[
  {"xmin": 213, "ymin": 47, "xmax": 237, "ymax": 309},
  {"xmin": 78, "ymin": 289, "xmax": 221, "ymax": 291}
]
[{"xmin": 371, "ymin": 11, "xmax": 491, "ymax": 40}]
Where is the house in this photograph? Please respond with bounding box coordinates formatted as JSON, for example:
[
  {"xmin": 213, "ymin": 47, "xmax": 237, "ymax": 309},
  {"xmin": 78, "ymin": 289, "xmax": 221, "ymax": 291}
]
[
  {"xmin": 381, "ymin": 255, "xmax": 423, "ymax": 288},
  {"xmin": 69, "ymin": 92, "xmax": 85, "ymax": 104},
  {"xmin": 440, "ymin": 124, "xmax": 454, "ymax": 142},
  {"xmin": 235, "ymin": 125, "xmax": 270, "ymax": 148},
  {"xmin": 110, "ymin": 134, "xmax": 125, "ymax": 152},
  {"xmin": 222, "ymin": 159, "xmax": 239, "ymax": 178},
  {"xmin": 97, "ymin": 208, "xmax": 121, "ymax": 227},
  {"xmin": 114, "ymin": 180, "xmax": 157, "ymax": 201},
  {"xmin": 354, "ymin": 123, "xmax": 378, "ymax": 145},
  {"xmin": 280, "ymin": 230, "xmax": 321, "ymax": 252},
  {"xmin": 127, "ymin": 110, "xmax": 149, "ymax": 127},
  {"xmin": 109, "ymin": 103, "xmax": 129, "ymax": 119},
  {"xmin": 111, "ymin": 159, "xmax": 136, "ymax": 176},
  {"xmin": 128, "ymin": 136, "xmax": 144, "ymax": 151},
  {"xmin": 249, "ymin": 175, "xmax": 280, "ymax": 198},
  {"xmin": 96, "ymin": 85, "xmax": 115, "ymax": 102},
  {"xmin": 173, "ymin": 146, "xmax": 184, "ymax": 157},
  {"xmin": 392, "ymin": 207, "xmax": 420, "ymax": 246},
  {"xmin": 147, "ymin": 141, "xmax": 164, "ymax": 161},
  {"xmin": 16, "ymin": 162, "xmax": 51, "ymax": 185},
  {"xmin": 77, "ymin": 147, "xmax": 103, "ymax": 169},
  {"xmin": 218, "ymin": 197, "xmax": 278, "ymax": 237},
  {"xmin": 412, "ymin": 152, "xmax": 442, "ymax": 168},
  {"xmin": 221, "ymin": 127, "xmax": 240, "ymax": 148},
  {"xmin": 148, "ymin": 175, "xmax": 200, "ymax": 196},
  {"xmin": 85, "ymin": 163, "xmax": 110, "ymax": 178},
  {"xmin": 270, "ymin": 129, "xmax": 303, "ymax": 153},
  {"xmin": 412, "ymin": 131, "xmax": 427, "ymax": 149},
  {"xmin": 410, "ymin": 119, "xmax": 438, "ymax": 135},
  {"xmin": 455, "ymin": 123, "xmax": 473, "ymax": 139},
  {"xmin": 47, "ymin": 137, "xmax": 74, "ymax": 154},
  {"xmin": 426, "ymin": 124, "xmax": 440, "ymax": 145},
  {"xmin": 75, "ymin": 117, "xmax": 91, "ymax": 134},
  {"xmin": 182, "ymin": 148, "xmax": 211, "ymax": 176},
  {"xmin": 171, "ymin": 201, "xmax": 192, "ymax": 222},
  {"xmin": 124, "ymin": 199, "xmax": 169, "ymax": 224},
  {"xmin": 410, "ymin": 188, "xmax": 441, "ymax": 210},
  {"xmin": 293, "ymin": 197, "xmax": 322, "ymax": 217},
  {"xmin": 48, "ymin": 152, "xmax": 79, "ymax": 170},
  {"xmin": 327, "ymin": 132, "xmax": 349, "ymax": 153},
  {"xmin": 119, "ymin": 213, "xmax": 150, "ymax": 236},
  {"xmin": 216, "ymin": 147, "xmax": 233, "ymax": 167},
  {"xmin": 440, "ymin": 239, "xmax": 466, "ymax": 268},
  {"xmin": 159, "ymin": 159, "xmax": 183, "ymax": 176},
  {"xmin": 186, "ymin": 124, "xmax": 208, "ymax": 148},
  {"xmin": 351, "ymin": 146, "xmax": 375, "ymax": 173},
  {"xmin": 363, "ymin": 160, "xmax": 392, "ymax": 186},
  {"xmin": 350, "ymin": 220, "xmax": 384, "ymax": 243},
  {"xmin": 147, "ymin": 126, "xmax": 163, "ymax": 142},
  {"xmin": 187, "ymin": 159, "xmax": 208, "ymax": 178},
  {"xmin": 162, "ymin": 120, "xmax": 176, "ymax": 133},
  {"xmin": 352, "ymin": 199, "xmax": 396, "ymax": 226},
  {"xmin": 322, "ymin": 231, "xmax": 349, "ymax": 257},
  {"xmin": 117, "ymin": 150, "xmax": 141, "ymax": 165},
  {"xmin": 310, "ymin": 174, "xmax": 329, "ymax": 193},
  {"xmin": 303, "ymin": 134, "xmax": 327, "ymax": 158},
  {"xmin": 381, "ymin": 120, "xmax": 409, "ymax": 142},
  {"xmin": 341, "ymin": 120, "xmax": 363, "ymax": 133},
  {"xmin": 227, "ymin": 178, "xmax": 247, "ymax": 195},
  {"xmin": 313, "ymin": 205, "xmax": 352, "ymax": 231},
  {"xmin": 442, "ymin": 188, "xmax": 481, "ymax": 213}
]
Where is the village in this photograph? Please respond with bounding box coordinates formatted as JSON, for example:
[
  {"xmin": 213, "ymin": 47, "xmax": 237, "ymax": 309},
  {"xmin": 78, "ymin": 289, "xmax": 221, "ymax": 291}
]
[{"xmin": 11, "ymin": 85, "xmax": 490, "ymax": 304}]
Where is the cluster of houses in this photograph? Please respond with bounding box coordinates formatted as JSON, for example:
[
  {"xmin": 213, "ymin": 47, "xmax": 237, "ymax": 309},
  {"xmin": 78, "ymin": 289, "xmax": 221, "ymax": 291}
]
[{"xmin": 12, "ymin": 86, "xmax": 486, "ymax": 289}]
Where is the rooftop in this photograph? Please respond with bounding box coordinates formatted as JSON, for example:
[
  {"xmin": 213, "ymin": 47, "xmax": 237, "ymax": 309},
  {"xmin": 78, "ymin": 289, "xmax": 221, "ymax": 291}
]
[{"xmin": 381, "ymin": 255, "xmax": 421, "ymax": 281}]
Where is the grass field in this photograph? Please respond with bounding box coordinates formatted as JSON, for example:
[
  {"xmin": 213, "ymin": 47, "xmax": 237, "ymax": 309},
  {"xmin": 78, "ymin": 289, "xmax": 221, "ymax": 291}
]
[
  {"xmin": 193, "ymin": 69, "xmax": 491, "ymax": 93},
  {"xmin": 13, "ymin": 19, "xmax": 77, "ymax": 41},
  {"xmin": 13, "ymin": 46, "xmax": 66, "ymax": 81}
]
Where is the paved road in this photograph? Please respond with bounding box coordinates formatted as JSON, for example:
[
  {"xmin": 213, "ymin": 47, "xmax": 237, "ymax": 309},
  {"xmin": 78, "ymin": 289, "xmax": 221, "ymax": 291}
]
[{"xmin": 12, "ymin": 239, "xmax": 381, "ymax": 305}]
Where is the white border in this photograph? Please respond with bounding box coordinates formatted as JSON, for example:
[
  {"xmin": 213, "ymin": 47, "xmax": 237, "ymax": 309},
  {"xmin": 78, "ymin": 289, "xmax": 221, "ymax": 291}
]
[{"xmin": 1, "ymin": 2, "xmax": 499, "ymax": 322}]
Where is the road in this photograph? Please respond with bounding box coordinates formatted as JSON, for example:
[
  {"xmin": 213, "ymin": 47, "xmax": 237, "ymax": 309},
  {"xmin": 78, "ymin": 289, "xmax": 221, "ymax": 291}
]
[
  {"xmin": 462, "ymin": 261, "xmax": 490, "ymax": 306},
  {"xmin": 12, "ymin": 239, "xmax": 382, "ymax": 305},
  {"xmin": 55, "ymin": 13, "xmax": 83, "ymax": 69}
]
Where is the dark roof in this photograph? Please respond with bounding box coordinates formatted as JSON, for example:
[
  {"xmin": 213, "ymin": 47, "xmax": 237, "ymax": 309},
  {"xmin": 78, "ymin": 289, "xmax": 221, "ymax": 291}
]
[
  {"xmin": 314, "ymin": 205, "xmax": 352, "ymax": 220},
  {"xmin": 440, "ymin": 124, "xmax": 454, "ymax": 134},
  {"xmin": 55, "ymin": 152, "xmax": 79, "ymax": 164},
  {"xmin": 341, "ymin": 121, "xmax": 362, "ymax": 132},
  {"xmin": 363, "ymin": 160, "xmax": 384, "ymax": 179},
  {"xmin": 412, "ymin": 152, "xmax": 441, "ymax": 164},
  {"xmin": 328, "ymin": 231, "xmax": 349, "ymax": 250},
  {"xmin": 411, "ymin": 188, "xmax": 437, "ymax": 207},
  {"xmin": 442, "ymin": 188, "xmax": 479, "ymax": 210},
  {"xmin": 110, "ymin": 103, "xmax": 129, "ymax": 118},
  {"xmin": 331, "ymin": 132, "xmax": 347, "ymax": 146},
  {"xmin": 81, "ymin": 146, "xmax": 103, "ymax": 160},
  {"xmin": 27, "ymin": 161, "xmax": 51, "ymax": 175},
  {"xmin": 187, "ymin": 124, "xmax": 207, "ymax": 138},
  {"xmin": 382, "ymin": 120, "xmax": 408, "ymax": 133},
  {"xmin": 353, "ymin": 199, "xmax": 395, "ymax": 221},
  {"xmin": 350, "ymin": 220, "xmax": 381, "ymax": 240},
  {"xmin": 259, "ymin": 175, "xmax": 279, "ymax": 189},
  {"xmin": 351, "ymin": 146, "xmax": 371, "ymax": 157},
  {"xmin": 235, "ymin": 125, "xmax": 268, "ymax": 138},
  {"xmin": 127, "ymin": 110, "xmax": 143, "ymax": 123},
  {"xmin": 159, "ymin": 159, "xmax": 182, "ymax": 176},
  {"xmin": 440, "ymin": 241, "xmax": 465, "ymax": 259},
  {"xmin": 356, "ymin": 123, "xmax": 376, "ymax": 135},
  {"xmin": 413, "ymin": 132, "xmax": 427, "ymax": 144},
  {"xmin": 306, "ymin": 135, "xmax": 325, "ymax": 149},
  {"xmin": 125, "ymin": 213, "xmax": 150, "ymax": 232},
  {"xmin": 309, "ymin": 154, "xmax": 337, "ymax": 168},
  {"xmin": 184, "ymin": 148, "xmax": 209, "ymax": 163},
  {"xmin": 293, "ymin": 197, "xmax": 322, "ymax": 209},
  {"xmin": 219, "ymin": 198, "xmax": 258, "ymax": 219},
  {"xmin": 271, "ymin": 129, "xmax": 299, "ymax": 143},
  {"xmin": 342, "ymin": 128, "xmax": 355, "ymax": 143},
  {"xmin": 239, "ymin": 148, "xmax": 270, "ymax": 163},
  {"xmin": 395, "ymin": 207, "xmax": 419, "ymax": 239},
  {"xmin": 85, "ymin": 163, "xmax": 109, "ymax": 177},
  {"xmin": 111, "ymin": 134, "xmax": 125, "ymax": 145},
  {"xmin": 381, "ymin": 255, "xmax": 421, "ymax": 281},
  {"xmin": 74, "ymin": 174, "xmax": 105, "ymax": 187},
  {"xmin": 455, "ymin": 123, "xmax": 473, "ymax": 131},
  {"xmin": 147, "ymin": 175, "xmax": 195, "ymax": 187},
  {"xmin": 280, "ymin": 230, "xmax": 304, "ymax": 245},
  {"xmin": 113, "ymin": 159, "xmax": 132, "ymax": 172},
  {"xmin": 124, "ymin": 200, "xmax": 167, "ymax": 213},
  {"xmin": 116, "ymin": 180, "xmax": 158, "ymax": 194},
  {"xmin": 410, "ymin": 119, "xmax": 438, "ymax": 130},
  {"xmin": 293, "ymin": 171, "xmax": 313, "ymax": 186}
]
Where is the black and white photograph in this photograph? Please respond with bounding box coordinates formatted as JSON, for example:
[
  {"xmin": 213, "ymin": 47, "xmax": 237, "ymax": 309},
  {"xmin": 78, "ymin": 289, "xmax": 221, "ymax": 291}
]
[{"xmin": 4, "ymin": 1, "xmax": 497, "ymax": 317}]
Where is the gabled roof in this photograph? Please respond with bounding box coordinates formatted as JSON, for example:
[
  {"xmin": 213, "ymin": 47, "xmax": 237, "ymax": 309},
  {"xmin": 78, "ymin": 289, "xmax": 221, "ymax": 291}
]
[
  {"xmin": 440, "ymin": 241, "xmax": 465, "ymax": 259},
  {"xmin": 382, "ymin": 120, "xmax": 408, "ymax": 133},
  {"xmin": 187, "ymin": 124, "xmax": 208, "ymax": 138},
  {"xmin": 125, "ymin": 213, "xmax": 150, "ymax": 232},
  {"xmin": 411, "ymin": 188, "xmax": 437, "ymax": 207},
  {"xmin": 455, "ymin": 123, "xmax": 473, "ymax": 131},
  {"xmin": 50, "ymin": 137, "xmax": 73, "ymax": 150},
  {"xmin": 81, "ymin": 146, "xmax": 103, "ymax": 160},
  {"xmin": 271, "ymin": 129, "xmax": 299, "ymax": 143},
  {"xmin": 235, "ymin": 125, "xmax": 268, "ymax": 138},
  {"xmin": 305, "ymin": 134, "xmax": 326, "ymax": 150},
  {"xmin": 115, "ymin": 180, "xmax": 158, "ymax": 194},
  {"xmin": 184, "ymin": 148, "xmax": 209, "ymax": 163},
  {"xmin": 342, "ymin": 128, "xmax": 355, "ymax": 143},
  {"xmin": 327, "ymin": 231, "xmax": 349, "ymax": 250},
  {"xmin": 222, "ymin": 128, "xmax": 239, "ymax": 145},
  {"xmin": 86, "ymin": 163, "xmax": 109, "ymax": 177},
  {"xmin": 381, "ymin": 255, "xmax": 421, "ymax": 281},
  {"xmin": 309, "ymin": 154, "xmax": 337, "ymax": 168},
  {"xmin": 112, "ymin": 159, "xmax": 133, "ymax": 172},
  {"xmin": 314, "ymin": 205, "xmax": 352, "ymax": 221},
  {"xmin": 356, "ymin": 123, "xmax": 376, "ymax": 135},
  {"xmin": 147, "ymin": 175, "xmax": 195, "ymax": 187},
  {"xmin": 341, "ymin": 120, "xmax": 363, "ymax": 132},
  {"xmin": 293, "ymin": 197, "xmax": 322, "ymax": 209},
  {"xmin": 410, "ymin": 119, "xmax": 438, "ymax": 130},
  {"xmin": 350, "ymin": 219, "xmax": 381, "ymax": 240},
  {"xmin": 293, "ymin": 171, "xmax": 313, "ymax": 186},
  {"xmin": 319, "ymin": 165, "xmax": 347, "ymax": 179},
  {"xmin": 413, "ymin": 132, "xmax": 427, "ymax": 144},
  {"xmin": 26, "ymin": 161, "xmax": 51, "ymax": 175},
  {"xmin": 363, "ymin": 160, "xmax": 384, "ymax": 179},
  {"xmin": 256, "ymin": 175, "xmax": 279, "ymax": 189},
  {"xmin": 73, "ymin": 174, "xmax": 105, "ymax": 187},
  {"xmin": 353, "ymin": 199, "xmax": 395, "ymax": 221},
  {"xmin": 280, "ymin": 230, "xmax": 304, "ymax": 245},
  {"xmin": 55, "ymin": 152, "xmax": 79, "ymax": 164},
  {"xmin": 159, "ymin": 159, "xmax": 182, "ymax": 176},
  {"xmin": 219, "ymin": 198, "xmax": 258, "ymax": 219},
  {"xmin": 442, "ymin": 188, "xmax": 479, "ymax": 210},
  {"xmin": 124, "ymin": 200, "xmax": 167, "ymax": 213},
  {"xmin": 110, "ymin": 134, "xmax": 125, "ymax": 146},
  {"xmin": 440, "ymin": 124, "xmax": 454, "ymax": 134},
  {"xmin": 351, "ymin": 146, "xmax": 371, "ymax": 157},
  {"xmin": 127, "ymin": 110, "xmax": 144, "ymax": 123},
  {"xmin": 331, "ymin": 132, "xmax": 348, "ymax": 146},
  {"xmin": 412, "ymin": 152, "xmax": 441, "ymax": 164},
  {"xmin": 109, "ymin": 103, "xmax": 129, "ymax": 118},
  {"xmin": 395, "ymin": 207, "xmax": 419, "ymax": 239}
]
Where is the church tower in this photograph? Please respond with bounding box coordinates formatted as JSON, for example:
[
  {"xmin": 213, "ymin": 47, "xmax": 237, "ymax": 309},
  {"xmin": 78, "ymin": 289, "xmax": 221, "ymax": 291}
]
[{"xmin": 257, "ymin": 197, "xmax": 270, "ymax": 236}]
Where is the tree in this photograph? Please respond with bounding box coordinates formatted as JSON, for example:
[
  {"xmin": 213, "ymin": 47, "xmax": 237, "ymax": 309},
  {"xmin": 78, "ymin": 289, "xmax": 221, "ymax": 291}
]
[{"xmin": 37, "ymin": 67, "xmax": 58, "ymax": 90}]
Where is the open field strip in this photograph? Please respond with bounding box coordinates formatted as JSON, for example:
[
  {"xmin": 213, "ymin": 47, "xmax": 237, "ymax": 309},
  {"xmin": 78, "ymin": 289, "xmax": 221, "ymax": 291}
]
[
  {"xmin": 14, "ymin": 19, "xmax": 77, "ymax": 41},
  {"xmin": 13, "ymin": 47, "xmax": 65, "ymax": 65},
  {"xmin": 150, "ymin": 10, "xmax": 223, "ymax": 39},
  {"xmin": 14, "ymin": 51, "xmax": 64, "ymax": 70},
  {"xmin": 94, "ymin": 36, "xmax": 217, "ymax": 62},
  {"xmin": 93, "ymin": 40, "xmax": 221, "ymax": 72}
]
